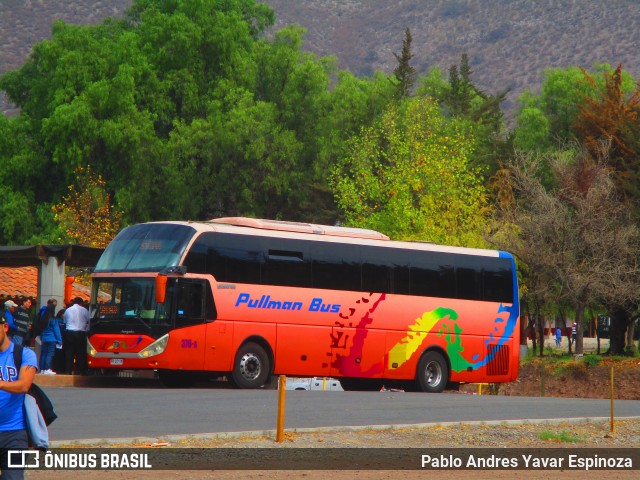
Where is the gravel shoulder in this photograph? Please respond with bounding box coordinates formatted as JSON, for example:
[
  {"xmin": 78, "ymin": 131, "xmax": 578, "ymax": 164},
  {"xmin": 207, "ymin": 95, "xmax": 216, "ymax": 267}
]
[{"xmin": 27, "ymin": 418, "xmax": 640, "ymax": 480}]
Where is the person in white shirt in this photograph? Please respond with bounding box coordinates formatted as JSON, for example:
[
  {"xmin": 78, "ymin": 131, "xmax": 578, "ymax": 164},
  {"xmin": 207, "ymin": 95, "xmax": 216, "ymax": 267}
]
[{"xmin": 63, "ymin": 297, "xmax": 90, "ymax": 375}]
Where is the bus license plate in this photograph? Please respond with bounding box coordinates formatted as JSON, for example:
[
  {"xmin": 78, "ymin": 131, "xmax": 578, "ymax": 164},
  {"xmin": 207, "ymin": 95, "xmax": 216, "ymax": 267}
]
[{"xmin": 110, "ymin": 359, "xmax": 124, "ymax": 365}]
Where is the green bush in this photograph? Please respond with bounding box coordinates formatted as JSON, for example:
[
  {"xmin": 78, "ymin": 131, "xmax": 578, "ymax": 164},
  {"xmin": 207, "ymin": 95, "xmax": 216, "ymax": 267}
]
[{"xmin": 583, "ymin": 355, "xmax": 600, "ymax": 368}]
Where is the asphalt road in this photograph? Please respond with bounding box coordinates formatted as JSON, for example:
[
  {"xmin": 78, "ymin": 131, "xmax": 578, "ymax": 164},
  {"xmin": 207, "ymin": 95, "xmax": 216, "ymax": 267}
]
[{"xmin": 46, "ymin": 384, "xmax": 640, "ymax": 442}]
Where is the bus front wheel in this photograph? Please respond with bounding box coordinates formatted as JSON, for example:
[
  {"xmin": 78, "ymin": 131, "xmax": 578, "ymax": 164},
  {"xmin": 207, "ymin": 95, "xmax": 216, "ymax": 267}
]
[
  {"xmin": 231, "ymin": 342, "xmax": 271, "ymax": 389},
  {"xmin": 416, "ymin": 351, "xmax": 449, "ymax": 393}
]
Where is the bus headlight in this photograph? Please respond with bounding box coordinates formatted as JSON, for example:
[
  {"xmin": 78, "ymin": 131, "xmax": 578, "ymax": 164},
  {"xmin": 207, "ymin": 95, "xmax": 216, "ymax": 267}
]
[
  {"xmin": 138, "ymin": 334, "xmax": 169, "ymax": 358},
  {"xmin": 87, "ymin": 340, "xmax": 97, "ymax": 357}
]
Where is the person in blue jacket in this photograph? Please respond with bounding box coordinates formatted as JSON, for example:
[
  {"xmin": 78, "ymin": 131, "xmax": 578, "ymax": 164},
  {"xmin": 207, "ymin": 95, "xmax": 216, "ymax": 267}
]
[
  {"xmin": 0, "ymin": 311, "xmax": 37, "ymax": 480},
  {"xmin": 38, "ymin": 299, "xmax": 62, "ymax": 375}
]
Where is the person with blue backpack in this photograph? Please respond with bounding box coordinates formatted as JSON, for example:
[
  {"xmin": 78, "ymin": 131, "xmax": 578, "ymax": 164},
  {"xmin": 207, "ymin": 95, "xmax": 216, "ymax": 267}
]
[{"xmin": 38, "ymin": 299, "xmax": 62, "ymax": 375}]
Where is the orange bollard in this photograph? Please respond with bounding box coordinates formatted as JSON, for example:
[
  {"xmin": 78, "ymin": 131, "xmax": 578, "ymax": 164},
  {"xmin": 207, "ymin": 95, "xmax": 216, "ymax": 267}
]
[{"xmin": 276, "ymin": 375, "xmax": 286, "ymax": 442}]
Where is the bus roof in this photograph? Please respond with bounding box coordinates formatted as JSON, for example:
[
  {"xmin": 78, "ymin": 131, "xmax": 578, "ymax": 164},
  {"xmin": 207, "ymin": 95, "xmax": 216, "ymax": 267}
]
[
  {"xmin": 185, "ymin": 217, "xmax": 508, "ymax": 259},
  {"xmin": 209, "ymin": 217, "xmax": 391, "ymax": 241}
]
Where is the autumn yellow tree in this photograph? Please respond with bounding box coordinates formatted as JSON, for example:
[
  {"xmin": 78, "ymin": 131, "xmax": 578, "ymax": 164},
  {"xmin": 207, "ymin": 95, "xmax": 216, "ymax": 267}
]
[{"xmin": 52, "ymin": 166, "xmax": 122, "ymax": 248}]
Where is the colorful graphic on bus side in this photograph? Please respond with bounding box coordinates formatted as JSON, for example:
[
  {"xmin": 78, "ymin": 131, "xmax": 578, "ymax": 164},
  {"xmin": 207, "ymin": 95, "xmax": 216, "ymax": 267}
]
[{"xmin": 330, "ymin": 292, "xmax": 518, "ymax": 376}]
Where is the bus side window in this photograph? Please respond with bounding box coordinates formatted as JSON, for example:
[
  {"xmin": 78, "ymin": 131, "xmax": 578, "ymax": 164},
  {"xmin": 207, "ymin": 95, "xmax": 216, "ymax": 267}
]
[{"xmin": 175, "ymin": 280, "xmax": 207, "ymax": 326}]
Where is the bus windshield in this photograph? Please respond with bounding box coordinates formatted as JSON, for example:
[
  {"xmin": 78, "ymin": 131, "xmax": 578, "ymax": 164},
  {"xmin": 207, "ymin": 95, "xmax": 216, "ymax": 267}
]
[
  {"xmin": 94, "ymin": 223, "xmax": 196, "ymax": 272},
  {"xmin": 90, "ymin": 278, "xmax": 171, "ymax": 328}
]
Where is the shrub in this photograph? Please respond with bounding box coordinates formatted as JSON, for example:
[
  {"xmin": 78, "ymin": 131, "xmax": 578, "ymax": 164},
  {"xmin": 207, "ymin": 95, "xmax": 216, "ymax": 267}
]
[{"xmin": 583, "ymin": 355, "xmax": 600, "ymax": 368}]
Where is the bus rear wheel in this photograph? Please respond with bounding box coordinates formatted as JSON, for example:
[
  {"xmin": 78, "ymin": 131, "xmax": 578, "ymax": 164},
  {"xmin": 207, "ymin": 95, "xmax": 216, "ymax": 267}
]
[
  {"xmin": 416, "ymin": 351, "xmax": 449, "ymax": 393},
  {"xmin": 231, "ymin": 342, "xmax": 271, "ymax": 389}
]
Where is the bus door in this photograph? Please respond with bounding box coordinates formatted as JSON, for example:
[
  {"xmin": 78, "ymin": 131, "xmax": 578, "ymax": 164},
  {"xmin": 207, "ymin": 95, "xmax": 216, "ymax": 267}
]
[{"xmin": 164, "ymin": 278, "xmax": 209, "ymax": 370}]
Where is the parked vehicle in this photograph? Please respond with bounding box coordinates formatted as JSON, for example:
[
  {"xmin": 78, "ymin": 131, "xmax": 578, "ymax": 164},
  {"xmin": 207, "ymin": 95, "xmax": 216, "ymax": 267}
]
[{"xmin": 286, "ymin": 377, "xmax": 344, "ymax": 391}]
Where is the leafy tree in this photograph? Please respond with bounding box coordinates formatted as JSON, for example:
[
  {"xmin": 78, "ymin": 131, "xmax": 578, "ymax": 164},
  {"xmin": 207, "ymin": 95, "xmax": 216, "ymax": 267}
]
[
  {"xmin": 162, "ymin": 88, "xmax": 303, "ymax": 220},
  {"xmin": 513, "ymin": 64, "xmax": 635, "ymax": 152},
  {"xmin": 3, "ymin": 0, "xmax": 394, "ymax": 228},
  {"xmin": 310, "ymin": 70, "xmax": 396, "ymax": 223},
  {"xmin": 0, "ymin": 113, "xmax": 61, "ymax": 244},
  {"xmin": 392, "ymin": 27, "xmax": 416, "ymax": 100},
  {"xmin": 331, "ymin": 96, "xmax": 487, "ymax": 246},
  {"xmin": 489, "ymin": 149, "xmax": 640, "ymax": 355},
  {"xmin": 418, "ymin": 54, "xmax": 510, "ymax": 178},
  {"xmin": 52, "ymin": 165, "xmax": 122, "ymax": 248}
]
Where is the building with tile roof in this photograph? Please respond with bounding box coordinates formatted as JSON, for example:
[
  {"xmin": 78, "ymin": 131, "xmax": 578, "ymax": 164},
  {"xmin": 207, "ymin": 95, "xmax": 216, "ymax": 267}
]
[
  {"xmin": 0, "ymin": 266, "xmax": 91, "ymax": 307},
  {"xmin": 0, "ymin": 245, "xmax": 102, "ymax": 310}
]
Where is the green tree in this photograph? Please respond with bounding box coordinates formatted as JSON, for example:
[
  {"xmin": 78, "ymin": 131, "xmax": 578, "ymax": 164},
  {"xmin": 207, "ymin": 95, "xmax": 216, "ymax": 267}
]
[
  {"xmin": 331, "ymin": 96, "xmax": 487, "ymax": 246},
  {"xmin": 513, "ymin": 64, "xmax": 636, "ymax": 152},
  {"xmin": 310, "ymin": 70, "xmax": 395, "ymax": 223},
  {"xmin": 392, "ymin": 27, "xmax": 416, "ymax": 100},
  {"xmin": 0, "ymin": 114, "xmax": 60, "ymax": 244},
  {"xmin": 418, "ymin": 54, "xmax": 510, "ymax": 178},
  {"xmin": 163, "ymin": 88, "xmax": 303, "ymax": 220}
]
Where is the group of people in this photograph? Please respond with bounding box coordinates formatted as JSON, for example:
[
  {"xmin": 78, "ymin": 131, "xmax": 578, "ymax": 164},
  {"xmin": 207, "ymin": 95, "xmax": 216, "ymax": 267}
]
[
  {"xmin": 2, "ymin": 296, "xmax": 90, "ymax": 376},
  {"xmin": 1, "ymin": 296, "xmax": 91, "ymax": 478}
]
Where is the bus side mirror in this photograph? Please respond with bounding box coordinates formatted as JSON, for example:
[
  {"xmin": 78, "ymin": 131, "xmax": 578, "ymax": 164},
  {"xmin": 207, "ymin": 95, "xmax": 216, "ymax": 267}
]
[
  {"xmin": 156, "ymin": 275, "xmax": 168, "ymax": 304},
  {"xmin": 64, "ymin": 276, "xmax": 75, "ymax": 306}
]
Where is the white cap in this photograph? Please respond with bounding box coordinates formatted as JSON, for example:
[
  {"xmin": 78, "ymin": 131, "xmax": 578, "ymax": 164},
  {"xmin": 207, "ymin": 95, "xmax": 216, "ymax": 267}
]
[{"xmin": 4, "ymin": 300, "xmax": 18, "ymax": 308}]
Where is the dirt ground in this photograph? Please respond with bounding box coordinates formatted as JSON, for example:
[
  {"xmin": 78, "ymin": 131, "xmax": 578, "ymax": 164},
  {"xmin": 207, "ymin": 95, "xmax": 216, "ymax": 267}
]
[
  {"xmin": 496, "ymin": 338, "xmax": 640, "ymax": 400},
  {"xmin": 495, "ymin": 357, "xmax": 640, "ymax": 399}
]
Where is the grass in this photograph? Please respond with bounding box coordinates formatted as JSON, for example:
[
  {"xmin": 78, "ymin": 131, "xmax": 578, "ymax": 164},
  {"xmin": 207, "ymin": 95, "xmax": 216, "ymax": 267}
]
[{"xmin": 538, "ymin": 430, "xmax": 583, "ymax": 443}]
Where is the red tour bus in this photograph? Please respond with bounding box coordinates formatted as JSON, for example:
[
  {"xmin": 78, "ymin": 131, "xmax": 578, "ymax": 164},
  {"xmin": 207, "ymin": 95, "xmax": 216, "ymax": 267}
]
[{"xmin": 85, "ymin": 217, "xmax": 520, "ymax": 391}]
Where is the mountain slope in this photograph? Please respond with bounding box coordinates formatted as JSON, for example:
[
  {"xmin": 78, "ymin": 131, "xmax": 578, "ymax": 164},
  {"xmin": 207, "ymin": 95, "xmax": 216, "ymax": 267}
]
[{"xmin": 1, "ymin": 0, "xmax": 639, "ymax": 115}]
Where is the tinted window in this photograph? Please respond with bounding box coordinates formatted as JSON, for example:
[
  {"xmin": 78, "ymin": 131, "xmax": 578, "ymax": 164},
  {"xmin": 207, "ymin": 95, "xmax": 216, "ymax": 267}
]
[
  {"xmin": 184, "ymin": 232, "xmax": 514, "ymax": 302},
  {"xmin": 211, "ymin": 235, "xmax": 262, "ymax": 284},
  {"xmin": 174, "ymin": 279, "xmax": 212, "ymax": 327},
  {"xmin": 482, "ymin": 258, "xmax": 513, "ymax": 303},
  {"xmin": 183, "ymin": 238, "xmax": 207, "ymax": 274},
  {"xmin": 262, "ymin": 238, "xmax": 311, "ymax": 287},
  {"xmin": 312, "ymin": 243, "xmax": 361, "ymax": 290},
  {"xmin": 361, "ymin": 246, "xmax": 397, "ymax": 294},
  {"xmin": 184, "ymin": 233, "xmax": 262, "ymax": 284},
  {"xmin": 411, "ymin": 252, "xmax": 455, "ymax": 298}
]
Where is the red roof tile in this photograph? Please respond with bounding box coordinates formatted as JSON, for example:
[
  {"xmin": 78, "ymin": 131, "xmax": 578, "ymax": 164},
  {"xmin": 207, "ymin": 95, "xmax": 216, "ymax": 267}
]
[{"xmin": 0, "ymin": 266, "xmax": 91, "ymax": 305}]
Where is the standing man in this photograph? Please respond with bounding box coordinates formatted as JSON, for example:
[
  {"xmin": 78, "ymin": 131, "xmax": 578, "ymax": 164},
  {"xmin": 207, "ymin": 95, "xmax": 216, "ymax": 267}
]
[
  {"xmin": 0, "ymin": 312, "xmax": 37, "ymax": 480},
  {"xmin": 63, "ymin": 297, "xmax": 90, "ymax": 375},
  {"xmin": 11, "ymin": 299, "xmax": 32, "ymax": 347}
]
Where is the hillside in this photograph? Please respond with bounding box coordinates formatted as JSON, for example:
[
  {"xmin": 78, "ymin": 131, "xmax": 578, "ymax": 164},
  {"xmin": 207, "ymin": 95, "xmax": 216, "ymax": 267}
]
[{"xmin": 1, "ymin": 0, "xmax": 640, "ymax": 116}]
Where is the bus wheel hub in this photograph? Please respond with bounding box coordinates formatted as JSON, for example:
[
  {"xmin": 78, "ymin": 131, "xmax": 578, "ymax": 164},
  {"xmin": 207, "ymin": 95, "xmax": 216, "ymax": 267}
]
[{"xmin": 239, "ymin": 353, "xmax": 261, "ymax": 380}]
